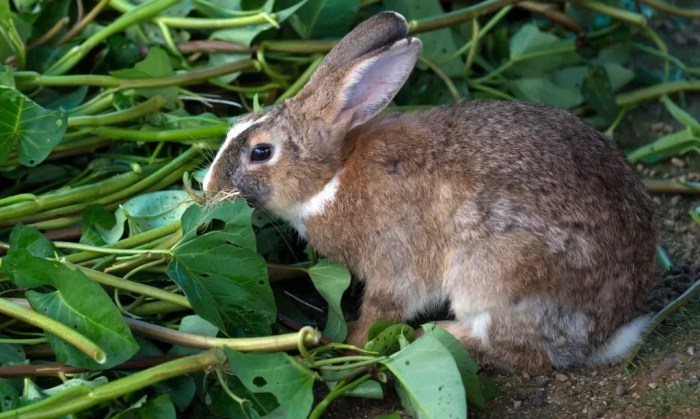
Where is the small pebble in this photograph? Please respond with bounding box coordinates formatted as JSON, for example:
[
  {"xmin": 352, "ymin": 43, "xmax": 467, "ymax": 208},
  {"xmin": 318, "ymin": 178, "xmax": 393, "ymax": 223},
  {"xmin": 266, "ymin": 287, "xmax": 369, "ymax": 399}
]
[
  {"xmin": 649, "ymin": 356, "xmax": 680, "ymax": 381},
  {"xmin": 587, "ymin": 407, "xmax": 601, "ymax": 419},
  {"xmin": 687, "ymin": 346, "xmax": 695, "ymax": 356},
  {"xmin": 513, "ymin": 400, "xmax": 522, "ymax": 408},
  {"xmin": 522, "ymin": 372, "xmax": 530, "ymax": 379},
  {"xmin": 615, "ymin": 383, "xmax": 626, "ymax": 396},
  {"xmin": 670, "ymin": 195, "xmax": 682, "ymax": 206},
  {"xmin": 534, "ymin": 375, "xmax": 550, "ymax": 387},
  {"xmin": 671, "ymin": 157, "xmax": 685, "ymax": 168},
  {"xmin": 555, "ymin": 373, "xmax": 569, "ymax": 382},
  {"xmin": 648, "ymin": 383, "xmax": 658, "ymax": 389}
]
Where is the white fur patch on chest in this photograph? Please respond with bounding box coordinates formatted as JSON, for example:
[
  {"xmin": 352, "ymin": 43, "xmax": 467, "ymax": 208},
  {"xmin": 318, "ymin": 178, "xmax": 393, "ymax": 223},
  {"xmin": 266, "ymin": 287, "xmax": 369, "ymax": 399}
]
[{"xmin": 281, "ymin": 171, "xmax": 342, "ymax": 238}]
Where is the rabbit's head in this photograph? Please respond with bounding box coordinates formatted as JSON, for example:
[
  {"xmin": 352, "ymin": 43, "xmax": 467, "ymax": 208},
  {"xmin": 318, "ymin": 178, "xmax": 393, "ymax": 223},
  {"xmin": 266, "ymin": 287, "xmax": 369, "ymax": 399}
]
[{"xmin": 204, "ymin": 12, "xmax": 421, "ymax": 215}]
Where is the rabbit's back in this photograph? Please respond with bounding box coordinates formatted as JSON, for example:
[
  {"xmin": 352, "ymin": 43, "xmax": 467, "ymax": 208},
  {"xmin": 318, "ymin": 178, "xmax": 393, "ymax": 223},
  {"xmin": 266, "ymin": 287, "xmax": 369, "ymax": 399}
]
[{"xmin": 343, "ymin": 100, "xmax": 656, "ymax": 345}]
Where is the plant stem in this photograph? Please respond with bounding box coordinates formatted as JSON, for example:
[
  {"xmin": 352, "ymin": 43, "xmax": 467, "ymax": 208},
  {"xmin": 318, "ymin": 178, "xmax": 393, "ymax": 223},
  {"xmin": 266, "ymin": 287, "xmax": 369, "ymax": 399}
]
[
  {"xmin": 15, "ymin": 59, "xmax": 258, "ymax": 90},
  {"xmin": 642, "ymin": 178, "xmax": 700, "ymax": 194},
  {"xmin": 0, "ymin": 349, "xmax": 227, "ymax": 418},
  {"xmin": 66, "ymin": 222, "xmax": 181, "ymax": 264},
  {"xmin": 639, "ymin": 0, "xmax": 700, "ymax": 18},
  {"xmin": 46, "ymin": 0, "xmax": 181, "ymax": 75},
  {"xmin": 308, "ymin": 373, "xmax": 373, "ymax": 419},
  {"xmin": 0, "ymin": 298, "xmax": 106, "ymax": 364},
  {"xmin": 275, "ymin": 54, "xmax": 324, "ymax": 103},
  {"xmin": 55, "ymin": 241, "xmax": 171, "ymax": 256},
  {"xmin": 616, "ymin": 81, "xmax": 700, "ymax": 107},
  {"xmin": 77, "ymin": 266, "xmax": 190, "ymax": 308},
  {"xmin": 125, "ymin": 318, "xmax": 322, "ymax": 351},
  {"xmin": 571, "ymin": 0, "xmax": 646, "ymax": 26},
  {"xmin": 56, "ymin": 0, "xmax": 111, "ymax": 45},
  {"xmin": 67, "ymin": 96, "xmax": 167, "ymax": 127},
  {"xmin": 621, "ymin": 278, "xmax": 700, "ymax": 369},
  {"xmin": 88, "ymin": 124, "xmax": 228, "ymax": 143},
  {"xmin": 418, "ymin": 55, "xmax": 462, "ymax": 102},
  {"xmin": 409, "ymin": 0, "xmax": 518, "ymax": 34}
]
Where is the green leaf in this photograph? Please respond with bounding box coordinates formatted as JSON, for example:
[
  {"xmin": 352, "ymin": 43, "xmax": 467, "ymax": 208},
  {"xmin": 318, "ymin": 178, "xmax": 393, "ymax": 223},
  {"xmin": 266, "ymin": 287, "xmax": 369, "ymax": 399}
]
[
  {"xmin": 168, "ymin": 200, "xmax": 276, "ymax": 336},
  {"xmin": 365, "ymin": 323, "xmax": 414, "ymax": 356},
  {"xmin": 285, "ymin": 0, "xmax": 359, "ymax": 39},
  {"xmin": 0, "ymin": 2, "xmax": 24, "ymax": 67},
  {"xmin": 116, "ymin": 394, "xmax": 177, "ymax": 419},
  {"xmin": 384, "ymin": 0, "xmax": 463, "ymax": 77},
  {"xmin": 169, "ymin": 315, "xmax": 219, "ymax": 356},
  {"xmin": 0, "ymin": 87, "xmax": 67, "ymax": 167},
  {"xmin": 0, "ymin": 379, "xmax": 20, "ymax": 412},
  {"xmin": 119, "ymin": 190, "xmax": 191, "ymax": 239},
  {"xmin": 508, "ymin": 24, "xmax": 580, "ymax": 76},
  {"xmin": 0, "ymin": 65, "xmax": 14, "ymax": 88},
  {"xmin": 626, "ymin": 127, "xmax": 700, "ymax": 163},
  {"xmin": 382, "ymin": 329, "xmax": 466, "ymax": 418},
  {"xmin": 0, "ymin": 341, "xmax": 25, "ymax": 365},
  {"xmin": 225, "ymin": 349, "xmax": 315, "ymax": 418},
  {"xmin": 153, "ymin": 376, "xmax": 196, "ymax": 412},
  {"xmin": 307, "ymin": 259, "xmax": 350, "ymax": 342},
  {"xmin": 110, "ymin": 48, "xmax": 178, "ymax": 104},
  {"xmin": 663, "ymin": 96, "xmax": 700, "ymax": 133},
  {"xmin": 80, "ymin": 205, "xmax": 117, "ymax": 246},
  {"xmin": 510, "ymin": 76, "xmax": 583, "ymax": 109},
  {"xmin": 4, "ymin": 226, "xmax": 139, "ymax": 369},
  {"xmin": 423, "ymin": 324, "xmax": 485, "ymax": 409},
  {"xmin": 582, "ymin": 64, "xmax": 619, "ymax": 127}
]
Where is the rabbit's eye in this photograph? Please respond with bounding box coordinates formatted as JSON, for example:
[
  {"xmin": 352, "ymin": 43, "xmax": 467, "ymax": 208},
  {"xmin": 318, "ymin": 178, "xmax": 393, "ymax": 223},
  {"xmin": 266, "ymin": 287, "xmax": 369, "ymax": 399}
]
[{"xmin": 250, "ymin": 145, "xmax": 272, "ymax": 162}]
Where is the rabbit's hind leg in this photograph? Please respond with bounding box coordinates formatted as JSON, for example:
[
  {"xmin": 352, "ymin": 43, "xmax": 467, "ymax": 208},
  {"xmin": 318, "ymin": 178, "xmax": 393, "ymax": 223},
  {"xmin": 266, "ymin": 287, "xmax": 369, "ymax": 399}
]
[{"xmin": 439, "ymin": 300, "xmax": 594, "ymax": 374}]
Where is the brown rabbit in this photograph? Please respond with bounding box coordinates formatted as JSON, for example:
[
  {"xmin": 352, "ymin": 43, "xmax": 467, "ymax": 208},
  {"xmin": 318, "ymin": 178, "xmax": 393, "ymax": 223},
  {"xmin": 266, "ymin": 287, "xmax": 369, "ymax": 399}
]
[{"xmin": 204, "ymin": 12, "xmax": 657, "ymax": 373}]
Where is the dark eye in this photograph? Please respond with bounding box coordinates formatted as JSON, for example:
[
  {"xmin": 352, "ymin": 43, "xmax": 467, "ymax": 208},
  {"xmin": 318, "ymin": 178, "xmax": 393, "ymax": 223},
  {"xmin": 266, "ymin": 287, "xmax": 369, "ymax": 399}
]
[{"xmin": 250, "ymin": 145, "xmax": 272, "ymax": 162}]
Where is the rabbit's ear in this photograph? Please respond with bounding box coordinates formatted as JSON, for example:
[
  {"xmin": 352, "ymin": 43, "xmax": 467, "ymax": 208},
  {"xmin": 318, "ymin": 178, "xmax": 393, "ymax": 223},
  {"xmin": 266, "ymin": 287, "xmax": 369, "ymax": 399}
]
[
  {"xmin": 307, "ymin": 12, "xmax": 410, "ymax": 84},
  {"xmin": 329, "ymin": 37, "xmax": 421, "ymax": 129}
]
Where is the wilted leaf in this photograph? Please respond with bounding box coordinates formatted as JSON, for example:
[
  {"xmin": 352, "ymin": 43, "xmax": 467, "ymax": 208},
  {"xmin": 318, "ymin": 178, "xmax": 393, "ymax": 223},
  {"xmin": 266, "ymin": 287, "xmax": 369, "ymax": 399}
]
[{"xmin": 0, "ymin": 87, "xmax": 67, "ymax": 167}]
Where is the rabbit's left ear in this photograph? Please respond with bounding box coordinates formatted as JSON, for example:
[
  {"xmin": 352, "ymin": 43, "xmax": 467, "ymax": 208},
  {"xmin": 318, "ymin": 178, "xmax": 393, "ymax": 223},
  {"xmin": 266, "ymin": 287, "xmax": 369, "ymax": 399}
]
[{"xmin": 330, "ymin": 37, "xmax": 421, "ymax": 130}]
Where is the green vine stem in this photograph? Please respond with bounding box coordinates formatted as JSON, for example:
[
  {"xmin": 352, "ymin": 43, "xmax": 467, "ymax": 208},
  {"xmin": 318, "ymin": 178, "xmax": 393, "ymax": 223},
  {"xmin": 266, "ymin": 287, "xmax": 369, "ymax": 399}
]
[
  {"xmin": 67, "ymin": 96, "xmax": 167, "ymax": 128},
  {"xmin": 275, "ymin": 54, "xmax": 324, "ymax": 103},
  {"xmin": 571, "ymin": 0, "xmax": 646, "ymax": 26},
  {"xmin": 642, "ymin": 178, "xmax": 700, "ymax": 194},
  {"xmin": 55, "ymin": 0, "xmax": 111, "ymax": 45},
  {"xmin": 0, "ymin": 298, "xmax": 106, "ymax": 364},
  {"xmin": 418, "ymin": 55, "xmax": 461, "ymax": 102},
  {"xmin": 621, "ymin": 279, "xmax": 700, "ymax": 369},
  {"xmin": 0, "ymin": 349, "xmax": 227, "ymax": 419},
  {"xmin": 46, "ymin": 0, "xmax": 181, "ymax": 75},
  {"xmin": 87, "ymin": 124, "xmax": 228, "ymax": 143},
  {"xmin": 15, "ymin": 59, "xmax": 258, "ymax": 90},
  {"xmin": 616, "ymin": 81, "xmax": 700, "ymax": 107},
  {"xmin": 125, "ymin": 318, "xmax": 321, "ymax": 351},
  {"xmin": 639, "ymin": 0, "xmax": 700, "ymax": 19},
  {"xmin": 408, "ymin": 0, "xmax": 518, "ymax": 34},
  {"xmin": 308, "ymin": 373, "xmax": 374, "ymax": 419},
  {"xmin": 77, "ymin": 266, "xmax": 190, "ymax": 308}
]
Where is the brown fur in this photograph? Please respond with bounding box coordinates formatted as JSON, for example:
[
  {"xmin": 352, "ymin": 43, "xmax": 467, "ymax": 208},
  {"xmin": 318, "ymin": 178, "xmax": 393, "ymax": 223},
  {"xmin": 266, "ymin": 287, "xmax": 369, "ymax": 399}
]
[{"xmin": 205, "ymin": 12, "xmax": 657, "ymax": 373}]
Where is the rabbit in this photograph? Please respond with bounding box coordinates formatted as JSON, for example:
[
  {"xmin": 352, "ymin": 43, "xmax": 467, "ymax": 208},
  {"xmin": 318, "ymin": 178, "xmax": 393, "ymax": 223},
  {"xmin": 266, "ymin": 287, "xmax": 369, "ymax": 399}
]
[{"xmin": 203, "ymin": 11, "xmax": 657, "ymax": 373}]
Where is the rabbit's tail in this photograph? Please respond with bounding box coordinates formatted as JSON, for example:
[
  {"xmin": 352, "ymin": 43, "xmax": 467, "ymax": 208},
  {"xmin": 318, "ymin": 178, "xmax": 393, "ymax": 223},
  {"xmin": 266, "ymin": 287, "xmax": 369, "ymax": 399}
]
[{"xmin": 588, "ymin": 315, "xmax": 650, "ymax": 366}]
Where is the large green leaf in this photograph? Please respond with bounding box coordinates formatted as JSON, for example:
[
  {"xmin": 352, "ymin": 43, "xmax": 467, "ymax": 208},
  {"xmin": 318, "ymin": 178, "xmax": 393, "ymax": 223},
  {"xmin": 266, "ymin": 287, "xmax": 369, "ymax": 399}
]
[
  {"xmin": 508, "ymin": 24, "xmax": 580, "ymax": 76},
  {"xmin": 382, "ymin": 329, "xmax": 466, "ymax": 418},
  {"xmin": 423, "ymin": 324, "xmax": 486, "ymax": 409},
  {"xmin": 0, "ymin": 87, "xmax": 67, "ymax": 167},
  {"xmin": 167, "ymin": 200, "xmax": 276, "ymax": 337},
  {"xmin": 285, "ymin": 0, "xmax": 359, "ymax": 39},
  {"xmin": 510, "ymin": 75, "xmax": 583, "ymax": 109},
  {"xmin": 225, "ymin": 349, "xmax": 315, "ymax": 418},
  {"xmin": 307, "ymin": 259, "xmax": 350, "ymax": 342},
  {"xmin": 582, "ymin": 64, "xmax": 619, "ymax": 127},
  {"xmin": 3, "ymin": 226, "xmax": 139, "ymax": 369}
]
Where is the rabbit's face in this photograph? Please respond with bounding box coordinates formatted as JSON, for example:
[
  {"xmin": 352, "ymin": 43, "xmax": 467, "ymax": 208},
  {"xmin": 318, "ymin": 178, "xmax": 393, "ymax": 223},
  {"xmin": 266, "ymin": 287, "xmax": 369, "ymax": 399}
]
[{"xmin": 204, "ymin": 104, "xmax": 341, "ymax": 214}]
